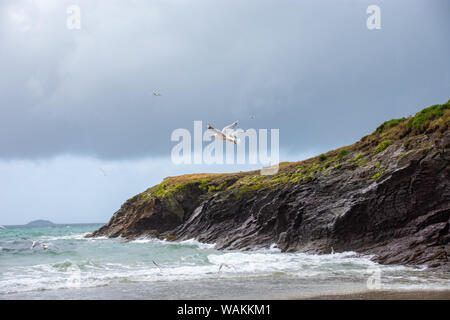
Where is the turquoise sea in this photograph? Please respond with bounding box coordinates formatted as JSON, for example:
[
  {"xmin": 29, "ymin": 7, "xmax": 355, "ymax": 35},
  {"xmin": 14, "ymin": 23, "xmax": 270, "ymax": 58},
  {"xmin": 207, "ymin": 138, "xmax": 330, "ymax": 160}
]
[{"xmin": 0, "ymin": 224, "xmax": 449, "ymax": 299}]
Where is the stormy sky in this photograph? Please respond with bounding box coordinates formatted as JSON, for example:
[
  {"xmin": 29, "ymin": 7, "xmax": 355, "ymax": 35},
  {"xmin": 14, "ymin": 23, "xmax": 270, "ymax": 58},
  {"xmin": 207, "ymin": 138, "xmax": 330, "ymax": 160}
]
[{"xmin": 0, "ymin": 0, "xmax": 449, "ymax": 225}]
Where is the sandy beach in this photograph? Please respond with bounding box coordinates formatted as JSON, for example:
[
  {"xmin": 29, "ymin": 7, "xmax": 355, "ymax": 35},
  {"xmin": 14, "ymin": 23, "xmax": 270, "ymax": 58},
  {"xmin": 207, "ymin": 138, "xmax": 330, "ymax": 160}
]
[{"xmin": 307, "ymin": 290, "xmax": 450, "ymax": 300}]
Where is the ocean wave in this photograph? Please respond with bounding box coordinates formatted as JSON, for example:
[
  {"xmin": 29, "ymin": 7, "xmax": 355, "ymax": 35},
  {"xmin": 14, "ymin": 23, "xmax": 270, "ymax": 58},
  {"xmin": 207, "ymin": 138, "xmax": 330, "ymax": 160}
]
[
  {"xmin": 1, "ymin": 255, "xmax": 449, "ymax": 296},
  {"xmin": 2, "ymin": 228, "xmax": 449, "ymax": 296},
  {"xmin": 130, "ymin": 237, "xmax": 216, "ymax": 250},
  {"xmin": 177, "ymin": 239, "xmax": 216, "ymax": 249},
  {"xmin": 40, "ymin": 233, "xmax": 89, "ymax": 241},
  {"xmin": 130, "ymin": 237, "xmax": 158, "ymax": 244}
]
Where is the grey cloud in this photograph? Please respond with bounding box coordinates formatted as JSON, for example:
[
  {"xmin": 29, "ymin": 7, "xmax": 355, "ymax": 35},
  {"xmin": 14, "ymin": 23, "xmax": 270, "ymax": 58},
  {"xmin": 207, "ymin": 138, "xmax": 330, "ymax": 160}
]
[{"xmin": 0, "ymin": 0, "xmax": 449, "ymax": 160}]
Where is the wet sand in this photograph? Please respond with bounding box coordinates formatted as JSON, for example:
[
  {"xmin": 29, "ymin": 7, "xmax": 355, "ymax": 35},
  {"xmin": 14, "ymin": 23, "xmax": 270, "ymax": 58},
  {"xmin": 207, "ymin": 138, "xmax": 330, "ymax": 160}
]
[
  {"xmin": 307, "ymin": 290, "xmax": 450, "ymax": 300},
  {"xmin": 2, "ymin": 277, "xmax": 449, "ymax": 300}
]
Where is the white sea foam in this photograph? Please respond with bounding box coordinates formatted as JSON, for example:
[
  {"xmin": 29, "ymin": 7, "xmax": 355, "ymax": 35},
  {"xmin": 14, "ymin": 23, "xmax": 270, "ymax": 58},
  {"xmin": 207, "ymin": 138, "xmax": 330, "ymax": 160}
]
[
  {"xmin": 131, "ymin": 238, "xmax": 155, "ymax": 244},
  {"xmin": 130, "ymin": 237, "xmax": 216, "ymax": 249},
  {"xmin": 40, "ymin": 233, "xmax": 89, "ymax": 241},
  {"xmin": 177, "ymin": 238, "xmax": 216, "ymax": 249},
  {"xmin": 88, "ymin": 236, "xmax": 109, "ymax": 240},
  {"xmin": 3, "ymin": 247, "xmax": 447, "ymax": 296},
  {"xmin": 2, "ymin": 225, "xmax": 449, "ymax": 296}
]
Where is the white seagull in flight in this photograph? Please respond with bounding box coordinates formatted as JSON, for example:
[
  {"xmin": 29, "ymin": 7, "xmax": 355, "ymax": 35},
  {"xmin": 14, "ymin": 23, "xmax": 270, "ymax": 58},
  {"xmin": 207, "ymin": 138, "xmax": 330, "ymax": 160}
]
[
  {"xmin": 30, "ymin": 240, "xmax": 61, "ymax": 251},
  {"xmin": 31, "ymin": 241, "xmax": 48, "ymax": 250},
  {"xmin": 207, "ymin": 121, "xmax": 246, "ymax": 144}
]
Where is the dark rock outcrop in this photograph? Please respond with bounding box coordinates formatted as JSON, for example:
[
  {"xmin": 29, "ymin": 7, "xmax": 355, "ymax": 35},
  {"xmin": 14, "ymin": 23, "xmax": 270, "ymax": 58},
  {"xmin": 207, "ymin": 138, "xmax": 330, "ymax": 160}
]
[{"xmin": 89, "ymin": 102, "xmax": 450, "ymax": 271}]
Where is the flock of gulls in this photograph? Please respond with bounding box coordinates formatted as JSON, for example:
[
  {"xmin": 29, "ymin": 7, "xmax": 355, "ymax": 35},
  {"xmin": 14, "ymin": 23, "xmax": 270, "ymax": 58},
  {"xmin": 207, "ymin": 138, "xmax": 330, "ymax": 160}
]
[
  {"xmin": 150, "ymin": 91, "xmax": 252, "ymax": 273},
  {"xmin": 95, "ymin": 89, "xmax": 256, "ymax": 177},
  {"xmin": 0, "ymin": 226, "xmax": 234, "ymax": 274},
  {"xmin": 0, "ymin": 89, "xmax": 256, "ymax": 275}
]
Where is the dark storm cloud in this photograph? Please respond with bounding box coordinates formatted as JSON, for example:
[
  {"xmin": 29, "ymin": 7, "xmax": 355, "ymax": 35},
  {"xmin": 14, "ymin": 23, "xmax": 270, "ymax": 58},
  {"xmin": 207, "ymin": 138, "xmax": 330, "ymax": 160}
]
[{"xmin": 1, "ymin": 0, "xmax": 449, "ymax": 160}]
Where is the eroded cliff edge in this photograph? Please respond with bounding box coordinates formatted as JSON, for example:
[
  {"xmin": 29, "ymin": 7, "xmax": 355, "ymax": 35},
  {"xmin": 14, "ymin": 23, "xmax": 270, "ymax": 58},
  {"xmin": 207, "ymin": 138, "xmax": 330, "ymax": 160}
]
[{"xmin": 89, "ymin": 101, "xmax": 450, "ymax": 271}]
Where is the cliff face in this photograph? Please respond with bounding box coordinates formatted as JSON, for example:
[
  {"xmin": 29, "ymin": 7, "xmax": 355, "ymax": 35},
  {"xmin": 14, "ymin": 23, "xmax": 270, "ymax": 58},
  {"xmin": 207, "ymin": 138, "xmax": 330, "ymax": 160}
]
[{"xmin": 90, "ymin": 101, "xmax": 450, "ymax": 270}]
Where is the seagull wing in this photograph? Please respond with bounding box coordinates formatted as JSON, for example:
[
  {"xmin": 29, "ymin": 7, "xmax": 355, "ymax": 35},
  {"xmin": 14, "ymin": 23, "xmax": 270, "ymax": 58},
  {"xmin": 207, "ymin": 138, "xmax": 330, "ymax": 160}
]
[
  {"xmin": 222, "ymin": 121, "xmax": 238, "ymax": 134},
  {"xmin": 153, "ymin": 260, "xmax": 162, "ymax": 272},
  {"xmin": 229, "ymin": 129, "xmax": 246, "ymax": 138},
  {"xmin": 31, "ymin": 241, "xmax": 40, "ymax": 249},
  {"xmin": 207, "ymin": 125, "xmax": 226, "ymax": 139}
]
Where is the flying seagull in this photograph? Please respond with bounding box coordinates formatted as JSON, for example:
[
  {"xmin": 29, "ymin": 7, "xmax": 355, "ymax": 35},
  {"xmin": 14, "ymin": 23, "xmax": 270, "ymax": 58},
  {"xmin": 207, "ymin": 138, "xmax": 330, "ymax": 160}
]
[
  {"xmin": 218, "ymin": 263, "xmax": 236, "ymax": 273},
  {"xmin": 153, "ymin": 260, "xmax": 162, "ymax": 272},
  {"xmin": 100, "ymin": 168, "xmax": 108, "ymax": 176},
  {"xmin": 30, "ymin": 241, "xmax": 59, "ymax": 251},
  {"xmin": 31, "ymin": 241, "xmax": 48, "ymax": 250},
  {"xmin": 153, "ymin": 90, "xmax": 161, "ymax": 97},
  {"xmin": 207, "ymin": 121, "xmax": 246, "ymax": 144}
]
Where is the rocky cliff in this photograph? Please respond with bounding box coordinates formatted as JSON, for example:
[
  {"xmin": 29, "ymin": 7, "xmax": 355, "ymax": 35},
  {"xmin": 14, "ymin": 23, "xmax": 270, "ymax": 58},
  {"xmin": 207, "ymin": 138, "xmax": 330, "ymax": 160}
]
[{"xmin": 89, "ymin": 100, "xmax": 450, "ymax": 271}]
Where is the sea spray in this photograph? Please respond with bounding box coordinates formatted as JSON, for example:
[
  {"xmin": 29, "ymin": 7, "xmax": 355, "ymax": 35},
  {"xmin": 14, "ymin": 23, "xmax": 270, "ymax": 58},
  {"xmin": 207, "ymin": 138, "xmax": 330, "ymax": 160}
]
[{"xmin": 1, "ymin": 224, "xmax": 449, "ymax": 298}]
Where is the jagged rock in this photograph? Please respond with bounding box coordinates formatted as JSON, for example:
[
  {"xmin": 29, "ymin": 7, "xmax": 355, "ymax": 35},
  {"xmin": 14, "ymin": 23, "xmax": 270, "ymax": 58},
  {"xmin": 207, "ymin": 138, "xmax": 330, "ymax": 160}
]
[{"xmin": 89, "ymin": 102, "xmax": 450, "ymax": 271}]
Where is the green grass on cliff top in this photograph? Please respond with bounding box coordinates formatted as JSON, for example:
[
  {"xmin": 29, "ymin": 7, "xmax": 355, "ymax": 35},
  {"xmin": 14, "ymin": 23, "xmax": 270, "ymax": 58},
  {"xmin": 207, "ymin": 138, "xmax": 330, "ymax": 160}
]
[{"xmin": 135, "ymin": 99, "xmax": 449, "ymax": 200}]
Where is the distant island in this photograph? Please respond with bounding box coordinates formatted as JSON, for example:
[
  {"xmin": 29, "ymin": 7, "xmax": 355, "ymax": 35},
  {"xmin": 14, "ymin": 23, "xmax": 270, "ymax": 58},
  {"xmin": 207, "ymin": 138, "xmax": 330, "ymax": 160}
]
[{"xmin": 26, "ymin": 220, "xmax": 55, "ymax": 227}]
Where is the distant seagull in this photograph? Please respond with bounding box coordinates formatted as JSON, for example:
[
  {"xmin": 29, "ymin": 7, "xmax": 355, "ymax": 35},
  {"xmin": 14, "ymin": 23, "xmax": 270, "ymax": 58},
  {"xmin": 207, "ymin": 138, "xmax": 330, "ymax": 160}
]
[
  {"xmin": 207, "ymin": 121, "xmax": 246, "ymax": 144},
  {"xmin": 153, "ymin": 260, "xmax": 162, "ymax": 272},
  {"xmin": 30, "ymin": 241, "xmax": 55, "ymax": 251},
  {"xmin": 31, "ymin": 241, "xmax": 48, "ymax": 250},
  {"xmin": 100, "ymin": 168, "xmax": 108, "ymax": 176},
  {"xmin": 31, "ymin": 241, "xmax": 39, "ymax": 249},
  {"xmin": 153, "ymin": 90, "xmax": 162, "ymax": 97},
  {"xmin": 249, "ymin": 115, "xmax": 256, "ymax": 120},
  {"xmin": 218, "ymin": 263, "xmax": 236, "ymax": 273}
]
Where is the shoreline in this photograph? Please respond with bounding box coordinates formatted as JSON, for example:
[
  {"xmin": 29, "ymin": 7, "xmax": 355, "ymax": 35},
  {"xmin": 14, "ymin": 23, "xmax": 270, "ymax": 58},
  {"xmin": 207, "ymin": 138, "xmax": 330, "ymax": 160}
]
[
  {"xmin": 2, "ymin": 277, "xmax": 449, "ymax": 300},
  {"xmin": 3, "ymin": 289, "xmax": 450, "ymax": 300},
  {"xmin": 304, "ymin": 290, "xmax": 450, "ymax": 300}
]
